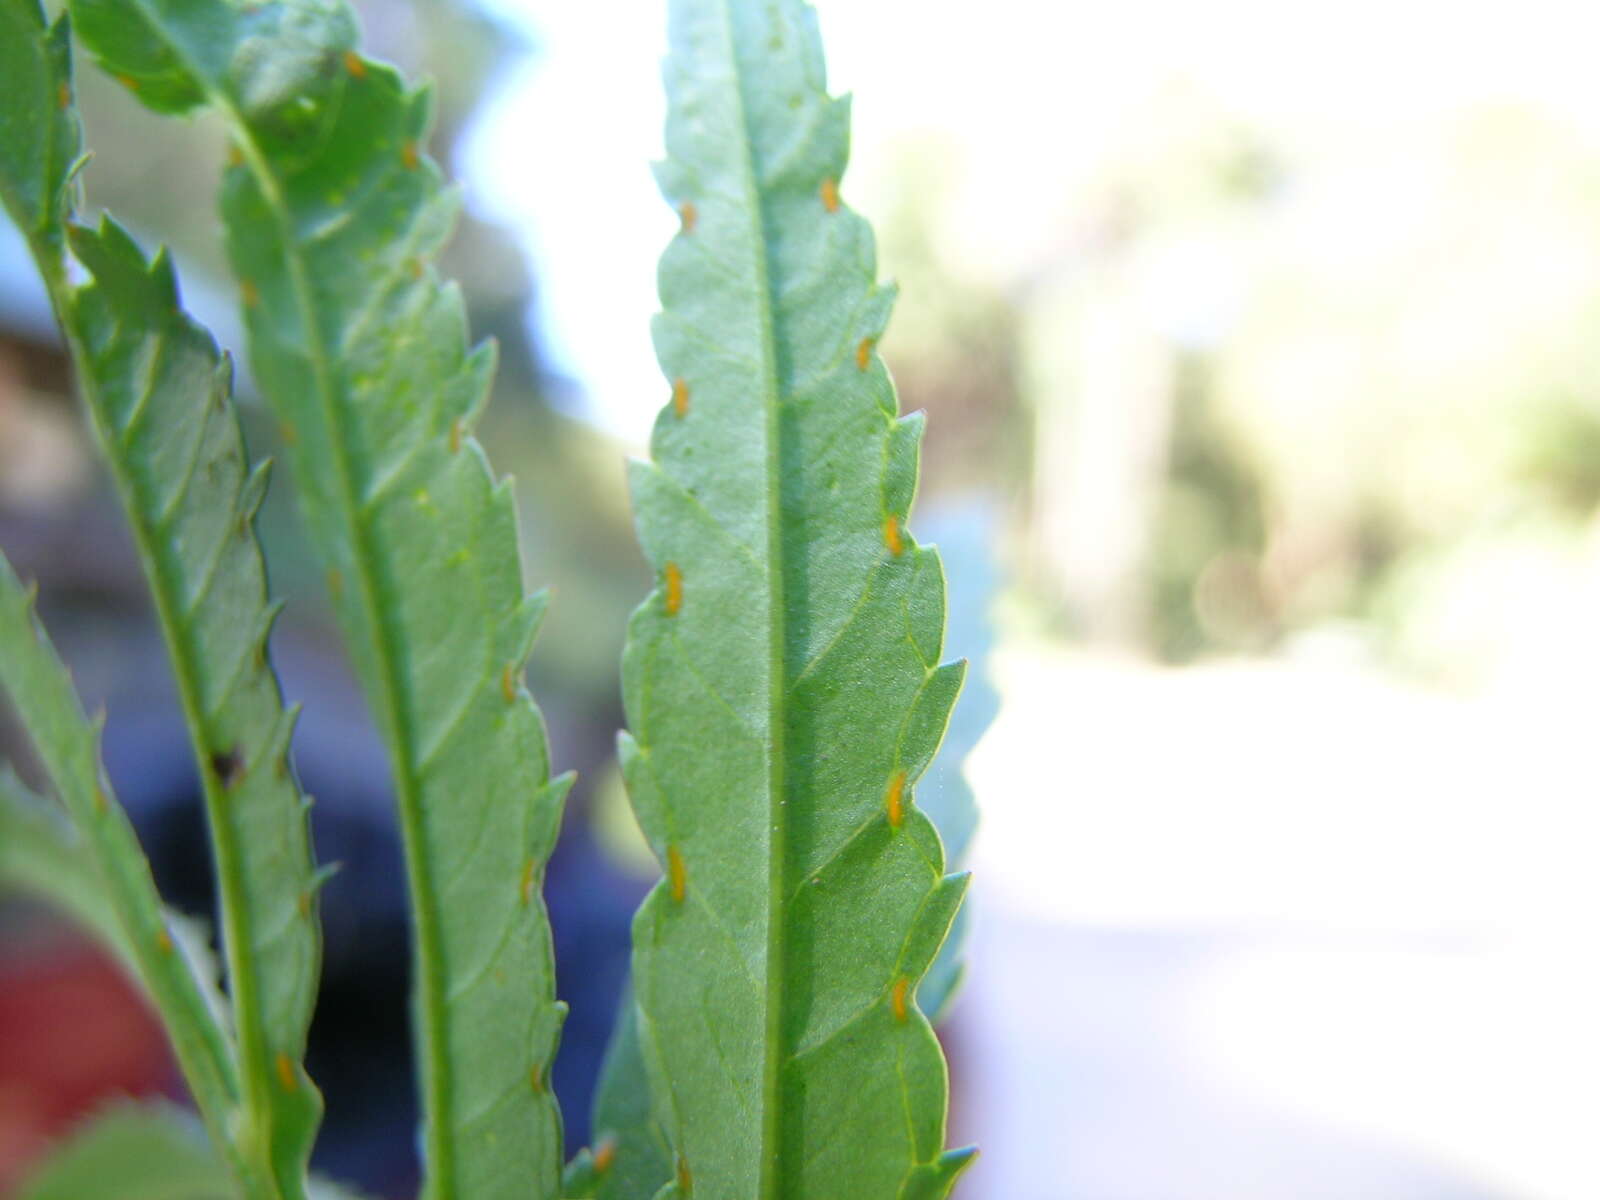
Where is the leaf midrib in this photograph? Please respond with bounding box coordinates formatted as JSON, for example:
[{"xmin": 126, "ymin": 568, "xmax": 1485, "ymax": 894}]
[
  {"xmin": 60, "ymin": 282, "xmax": 289, "ymax": 1200},
  {"xmin": 110, "ymin": 13, "xmax": 458, "ymax": 1189},
  {"xmin": 228, "ymin": 110, "xmax": 460, "ymax": 1200},
  {"xmin": 8, "ymin": 172, "xmax": 282, "ymax": 1199},
  {"xmin": 711, "ymin": 3, "xmax": 790, "ymax": 1195}
]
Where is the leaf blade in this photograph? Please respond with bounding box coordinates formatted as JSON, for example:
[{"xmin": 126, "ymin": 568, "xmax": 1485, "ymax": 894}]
[
  {"xmin": 62, "ymin": 4, "xmax": 571, "ymax": 1193},
  {"xmin": 65, "ymin": 216, "xmax": 327, "ymax": 1192},
  {"xmin": 2, "ymin": 5, "xmax": 326, "ymax": 1185},
  {"xmin": 622, "ymin": 2, "xmax": 973, "ymax": 1195}
]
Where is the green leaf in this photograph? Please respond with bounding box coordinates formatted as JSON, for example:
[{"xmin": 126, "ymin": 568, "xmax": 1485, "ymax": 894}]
[
  {"xmin": 0, "ymin": 767, "xmax": 126, "ymax": 957},
  {"xmin": 17, "ymin": 1103, "xmax": 236, "ymax": 1200},
  {"xmin": 565, "ymin": 993, "xmax": 673, "ymax": 1200},
  {"xmin": 0, "ymin": 0, "xmax": 75, "ymax": 267},
  {"xmin": 618, "ymin": 2, "xmax": 974, "ymax": 1195},
  {"xmin": 64, "ymin": 2, "xmax": 571, "ymax": 1193},
  {"xmin": 1, "ymin": 6, "xmax": 325, "ymax": 1189},
  {"xmin": 0, "ymin": 552, "xmax": 243, "ymax": 1177},
  {"xmin": 66, "ymin": 216, "xmax": 327, "ymax": 1193}
]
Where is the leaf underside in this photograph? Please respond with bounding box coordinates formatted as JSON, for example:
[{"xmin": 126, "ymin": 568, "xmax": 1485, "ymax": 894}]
[
  {"xmin": 64, "ymin": 0, "xmax": 571, "ymax": 1193},
  {"xmin": 0, "ymin": 552, "xmax": 242, "ymax": 1164},
  {"xmin": 618, "ymin": 2, "xmax": 973, "ymax": 1197},
  {"xmin": 67, "ymin": 216, "xmax": 327, "ymax": 1188},
  {"xmin": 1, "ymin": 1, "xmax": 323, "ymax": 1193}
]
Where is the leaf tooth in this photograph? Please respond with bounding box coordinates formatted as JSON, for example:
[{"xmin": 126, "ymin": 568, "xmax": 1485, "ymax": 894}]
[
  {"xmin": 146, "ymin": 243, "xmax": 180, "ymax": 308},
  {"xmin": 496, "ymin": 589, "xmax": 551, "ymax": 669},
  {"xmin": 259, "ymin": 696, "xmax": 299, "ymax": 778},
  {"xmin": 198, "ymin": 599, "xmax": 283, "ymax": 732},
  {"xmin": 617, "ymin": 731, "xmax": 669, "ymax": 854},
  {"xmin": 904, "ymin": 552, "xmax": 946, "ymax": 668},
  {"xmin": 524, "ymin": 770, "xmax": 573, "ymax": 869},
  {"xmin": 435, "ymin": 337, "xmax": 494, "ymax": 437},
  {"xmin": 542, "ymin": 998, "xmax": 569, "ymax": 1072},
  {"xmin": 237, "ymin": 457, "xmax": 272, "ymax": 523},
  {"xmin": 898, "ymin": 1146, "xmax": 978, "ymax": 1200},
  {"xmin": 884, "ymin": 411, "xmax": 925, "ymax": 519},
  {"xmin": 896, "ymin": 872, "xmax": 970, "ymax": 990},
  {"xmin": 208, "ymin": 353, "xmax": 233, "ymax": 412},
  {"xmin": 461, "ymin": 337, "xmax": 496, "ymax": 412},
  {"xmin": 298, "ymin": 862, "xmax": 341, "ymax": 920},
  {"xmin": 62, "ymin": 148, "xmax": 90, "ymax": 190}
]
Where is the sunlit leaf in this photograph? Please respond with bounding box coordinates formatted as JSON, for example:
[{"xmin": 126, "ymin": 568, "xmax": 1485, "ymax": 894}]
[{"xmin": 617, "ymin": 2, "xmax": 975, "ymax": 1195}]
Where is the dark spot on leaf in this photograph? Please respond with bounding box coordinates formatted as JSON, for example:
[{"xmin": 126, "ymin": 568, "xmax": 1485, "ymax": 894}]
[{"xmin": 211, "ymin": 747, "xmax": 244, "ymax": 789}]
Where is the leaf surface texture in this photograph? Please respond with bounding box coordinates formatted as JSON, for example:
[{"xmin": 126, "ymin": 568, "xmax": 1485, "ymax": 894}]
[
  {"xmin": 620, "ymin": 2, "xmax": 973, "ymax": 1195},
  {"xmin": 1, "ymin": 4, "xmax": 323, "ymax": 1193},
  {"xmin": 64, "ymin": 3, "xmax": 572, "ymax": 1194}
]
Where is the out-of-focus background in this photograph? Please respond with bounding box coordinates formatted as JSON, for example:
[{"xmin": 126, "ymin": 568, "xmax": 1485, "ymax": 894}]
[{"xmin": 4, "ymin": 0, "xmax": 1600, "ymax": 1196}]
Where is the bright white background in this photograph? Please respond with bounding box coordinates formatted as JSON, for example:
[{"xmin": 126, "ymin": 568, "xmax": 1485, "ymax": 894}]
[{"xmin": 462, "ymin": 4, "xmax": 1600, "ymax": 1195}]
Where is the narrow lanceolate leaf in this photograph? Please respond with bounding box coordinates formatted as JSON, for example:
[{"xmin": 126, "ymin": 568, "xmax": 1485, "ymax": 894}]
[
  {"xmin": 0, "ymin": 552, "xmax": 242, "ymax": 1177},
  {"xmin": 620, "ymin": 2, "xmax": 974, "ymax": 1197},
  {"xmin": 66, "ymin": 220, "xmax": 327, "ymax": 1191},
  {"xmin": 1, "ymin": 5, "xmax": 323, "ymax": 1190},
  {"xmin": 66, "ymin": 2, "xmax": 571, "ymax": 1193}
]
